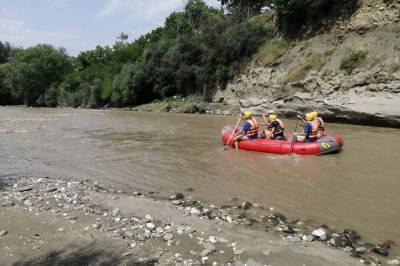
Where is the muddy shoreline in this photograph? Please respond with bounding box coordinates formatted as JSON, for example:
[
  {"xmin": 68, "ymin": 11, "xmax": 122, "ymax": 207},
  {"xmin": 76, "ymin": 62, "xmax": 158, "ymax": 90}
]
[{"xmin": 1, "ymin": 176, "xmax": 398, "ymax": 266}]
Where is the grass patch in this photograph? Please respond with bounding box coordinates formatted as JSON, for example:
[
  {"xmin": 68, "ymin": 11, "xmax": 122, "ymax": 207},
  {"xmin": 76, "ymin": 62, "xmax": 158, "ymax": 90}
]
[
  {"xmin": 256, "ymin": 38, "xmax": 289, "ymax": 66},
  {"xmin": 339, "ymin": 50, "xmax": 369, "ymax": 75},
  {"xmin": 282, "ymin": 51, "xmax": 332, "ymax": 83}
]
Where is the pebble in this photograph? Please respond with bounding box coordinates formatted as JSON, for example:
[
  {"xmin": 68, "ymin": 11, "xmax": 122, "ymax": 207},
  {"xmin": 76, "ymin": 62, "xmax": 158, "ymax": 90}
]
[
  {"xmin": 312, "ymin": 228, "xmax": 328, "ymax": 241},
  {"xmin": 93, "ymin": 224, "xmax": 101, "ymax": 230},
  {"xmin": 343, "ymin": 229, "xmax": 361, "ymax": 241},
  {"xmin": 0, "ymin": 230, "xmax": 8, "ymax": 237},
  {"xmin": 23, "ymin": 200, "xmax": 33, "ymax": 207},
  {"xmin": 163, "ymin": 233, "xmax": 174, "ymax": 241},
  {"xmin": 17, "ymin": 185, "xmax": 34, "ymax": 192},
  {"xmin": 387, "ymin": 259, "xmax": 400, "ymax": 265},
  {"xmin": 190, "ymin": 208, "xmax": 201, "ymax": 215},
  {"xmin": 112, "ymin": 208, "xmax": 120, "ymax": 217},
  {"xmin": 241, "ymin": 201, "xmax": 252, "ymax": 210},
  {"xmin": 203, "ymin": 243, "xmax": 216, "ymax": 251},
  {"xmin": 200, "ymin": 249, "xmax": 215, "ymax": 257},
  {"xmin": 122, "ymin": 251, "xmax": 133, "ymax": 257},
  {"xmin": 262, "ymin": 249, "xmax": 271, "ymax": 256},
  {"xmin": 355, "ymin": 246, "xmax": 367, "ymax": 254},
  {"xmin": 217, "ymin": 237, "xmax": 228, "ymax": 244},
  {"xmin": 287, "ymin": 235, "xmax": 302, "ymax": 243},
  {"xmin": 233, "ymin": 247, "xmax": 244, "ymax": 255},
  {"xmin": 208, "ymin": 236, "xmax": 217, "ymax": 243},
  {"xmin": 302, "ymin": 235, "xmax": 314, "ymax": 242},
  {"xmin": 146, "ymin": 223, "xmax": 155, "ymax": 231},
  {"xmin": 170, "ymin": 193, "xmax": 184, "ymax": 200},
  {"xmin": 373, "ymin": 244, "xmax": 390, "ymax": 256}
]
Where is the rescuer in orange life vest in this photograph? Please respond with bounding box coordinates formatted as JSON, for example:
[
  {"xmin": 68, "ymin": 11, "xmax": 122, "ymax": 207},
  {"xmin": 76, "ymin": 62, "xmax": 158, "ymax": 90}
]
[
  {"xmin": 261, "ymin": 110, "xmax": 285, "ymax": 140},
  {"xmin": 295, "ymin": 112, "xmax": 318, "ymax": 142},
  {"xmin": 311, "ymin": 111, "xmax": 325, "ymax": 138},
  {"xmin": 233, "ymin": 111, "xmax": 259, "ymax": 150}
]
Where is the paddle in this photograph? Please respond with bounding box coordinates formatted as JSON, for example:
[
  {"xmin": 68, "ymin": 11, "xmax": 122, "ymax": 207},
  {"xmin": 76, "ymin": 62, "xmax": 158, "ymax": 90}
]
[
  {"xmin": 224, "ymin": 117, "xmax": 242, "ymax": 151},
  {"xmin": 289, "ymin": 115, "xmax": 301, "ymax": 155}
]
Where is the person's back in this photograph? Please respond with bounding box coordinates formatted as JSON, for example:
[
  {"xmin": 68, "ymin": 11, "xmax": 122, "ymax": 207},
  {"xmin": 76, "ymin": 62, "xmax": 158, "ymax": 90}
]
[
  {"xmin": 233, "ymin": 111, "xmax": 259, "ymax": 150},
  {"xmin": 304, "ymin": 113, "xmax": 318, "ymax": 142},
  {"xmin": 311, "ymin": 111, "xmax": 325, "ymax": 138},
  {"xmin": 243, "ymin": 117, "xmax": 259, "ymax": 139},
  {"xmin": 268, "ymin": 114, "xmax": 285, "ymax": 140}
]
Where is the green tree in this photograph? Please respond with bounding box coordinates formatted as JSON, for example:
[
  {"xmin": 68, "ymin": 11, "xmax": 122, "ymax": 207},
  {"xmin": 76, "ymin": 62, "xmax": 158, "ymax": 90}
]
[
  {"xmin": 271, "ymin": 0, "xmax": 359, "ymax": 36},
  {"xmin": 3, "ymin": 44, "xmax": 72, "ymax": 106},
  {"xmin": 0, "ymin": 41, "xmax": 12, "ymax": 63},
  {"xmin": 116, "ymin": 32, "xmax": 129, "ymax": 45},
  {"xmin": 219, "ymin": 0, "xmax": 270, "ymax": 21}
]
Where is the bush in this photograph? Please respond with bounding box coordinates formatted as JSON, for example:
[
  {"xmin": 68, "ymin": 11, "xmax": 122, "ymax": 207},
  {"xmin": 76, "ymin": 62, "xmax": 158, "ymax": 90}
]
[
  {"xmin": 340, "ymin": 51, "xmax": 368, "ymax": 75},
  {"xmin": 282, "ymin": 52, "xmax": 331, "ymax": 83},
  {"xmin": 256, "ymin": 38, "xmax": 289, "ymax": 65}
]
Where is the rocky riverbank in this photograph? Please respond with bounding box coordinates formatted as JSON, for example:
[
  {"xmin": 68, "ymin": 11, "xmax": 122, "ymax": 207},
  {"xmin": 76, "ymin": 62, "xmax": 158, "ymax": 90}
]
[
  {"xmin": 1, "ymin": 176, "xmax": 399, "ymax": 265},
  {"xmin": 211, "ymin": 0, "xmax": 400, "ymax": 128}
]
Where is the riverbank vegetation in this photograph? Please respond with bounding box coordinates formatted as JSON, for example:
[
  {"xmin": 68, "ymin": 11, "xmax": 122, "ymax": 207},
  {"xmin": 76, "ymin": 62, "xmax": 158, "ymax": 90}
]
[{"xmin": 0, "ymin": 0, "xmax": 360, "ymax": 108}]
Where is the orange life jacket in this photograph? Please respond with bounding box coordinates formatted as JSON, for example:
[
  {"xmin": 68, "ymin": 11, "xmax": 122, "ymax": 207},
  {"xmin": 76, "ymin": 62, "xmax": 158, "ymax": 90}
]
[
  {"xmin": 245, "ymin": 118, "xmax": 259, "ymax": 138},
  {"xmin": 271, "ymin": 118, "xmax": 285, "ymax": 136},
  {"xmin": 316, "ymin": 117, "xmax": 325, "ymax": 132},
  {"xmin": 307, "ymin": 120, "xmax": 318, "ymax": 139},
  {"xmin": 316, "ymin": 116, "xmax": 324, "ymax": 137}
]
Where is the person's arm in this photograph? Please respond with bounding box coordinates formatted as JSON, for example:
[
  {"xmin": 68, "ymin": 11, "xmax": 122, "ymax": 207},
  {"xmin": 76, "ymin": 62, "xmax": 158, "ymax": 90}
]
[
  {"xmin": 235, "ymin": 122, "xmax": 249, "ymax": 138},
  {"xmin": 297, "ymin": 115, "xmax": 306, "ymax": 127}
]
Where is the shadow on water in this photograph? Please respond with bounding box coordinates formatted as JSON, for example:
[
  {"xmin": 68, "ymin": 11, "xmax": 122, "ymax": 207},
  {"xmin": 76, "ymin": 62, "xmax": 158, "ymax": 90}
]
[{"xmin": 11, "ymin": 244, "xmax": 157, "ymax": 266}]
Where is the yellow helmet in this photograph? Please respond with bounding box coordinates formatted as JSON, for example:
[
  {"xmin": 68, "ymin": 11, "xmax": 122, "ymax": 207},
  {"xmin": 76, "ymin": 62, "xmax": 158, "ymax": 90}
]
[
  {"xmin": 268, "ymin": 114, "xmax": 277, "ymax": 121},
  {"xmin": 267, "ymin": 110, "xmax": 275, "ymax": 115},
  {"xmin": 305, "ymin": 112, "xmax": 314, "ymax": 121},
  {"xmin": 243, "ymin": 111, "xmax": 252, "ymax": 119},
  {"xmin": 311, "ymin": 111, "xmax": 319, "ymax": 119}
]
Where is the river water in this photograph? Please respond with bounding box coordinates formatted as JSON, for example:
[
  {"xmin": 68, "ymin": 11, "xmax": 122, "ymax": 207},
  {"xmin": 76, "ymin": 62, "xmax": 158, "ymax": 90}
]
[{"xmin": 1, "ymin": 107, "xmax": 399, "ymax": 253}]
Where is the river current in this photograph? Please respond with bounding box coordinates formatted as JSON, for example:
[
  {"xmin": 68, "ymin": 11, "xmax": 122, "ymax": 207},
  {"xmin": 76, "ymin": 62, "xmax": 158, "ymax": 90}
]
[{"xmin": 1, "ymin": 107, "xmax": 399, "ymax": 253}]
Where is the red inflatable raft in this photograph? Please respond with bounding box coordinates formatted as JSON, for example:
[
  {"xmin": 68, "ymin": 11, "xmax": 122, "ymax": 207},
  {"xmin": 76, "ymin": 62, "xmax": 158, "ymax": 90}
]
[{"xmin": 221, "ymin": 125, "xmax": 344, "ymax": 155}]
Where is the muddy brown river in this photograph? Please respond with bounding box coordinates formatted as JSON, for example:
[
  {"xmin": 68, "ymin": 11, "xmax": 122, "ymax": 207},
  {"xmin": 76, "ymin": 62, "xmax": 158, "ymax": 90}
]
[{"xmin": 1, "ymin": 107, "xmax": 399, "ymax": 254}]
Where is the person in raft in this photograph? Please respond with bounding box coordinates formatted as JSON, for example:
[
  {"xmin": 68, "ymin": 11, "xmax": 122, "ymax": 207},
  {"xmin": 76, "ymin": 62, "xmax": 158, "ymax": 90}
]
[
  {"xmin": 233, "ymin": 111, "xmax": 259, "ymax": 150},
  {"xmin": 311, "ymin": 111, "xmax": 325, "ymax": 138},
  {"xmin": 295, "ymin": 112, "xmax": 318, "ymax": 142},
  {"xmin": 261, "ymin": 110, "xmax": 285, "ymax": 140}
]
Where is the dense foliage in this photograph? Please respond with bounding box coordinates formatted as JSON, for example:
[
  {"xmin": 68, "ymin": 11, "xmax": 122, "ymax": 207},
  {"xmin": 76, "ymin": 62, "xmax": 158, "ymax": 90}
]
[
  {"xmin": 0, "ymin": 0, "xmax": 358, "ymax": 107},
  {"xmin": 272, "ymin": 0, "xmax": 360, "ymax": 36},
  {"xmin": 218, "ymin": 0, "xmax": 270, "ymax": 21},
  {"xmin": 0, "ymin": 0, "xmax": 270, "ymax": 107}
]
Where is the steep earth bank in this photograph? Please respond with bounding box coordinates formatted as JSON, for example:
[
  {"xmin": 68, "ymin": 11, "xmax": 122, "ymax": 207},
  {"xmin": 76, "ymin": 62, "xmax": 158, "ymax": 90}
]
[{"xmin": 213, "ymin": 0, "xmax": 400, "ymax": 127}]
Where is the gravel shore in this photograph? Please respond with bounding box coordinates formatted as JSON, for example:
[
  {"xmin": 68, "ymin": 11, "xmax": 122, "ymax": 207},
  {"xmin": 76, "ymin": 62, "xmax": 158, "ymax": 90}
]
[{"xmin": 0, "ymin": 176, "xmax": 397, "ymax": 266}]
